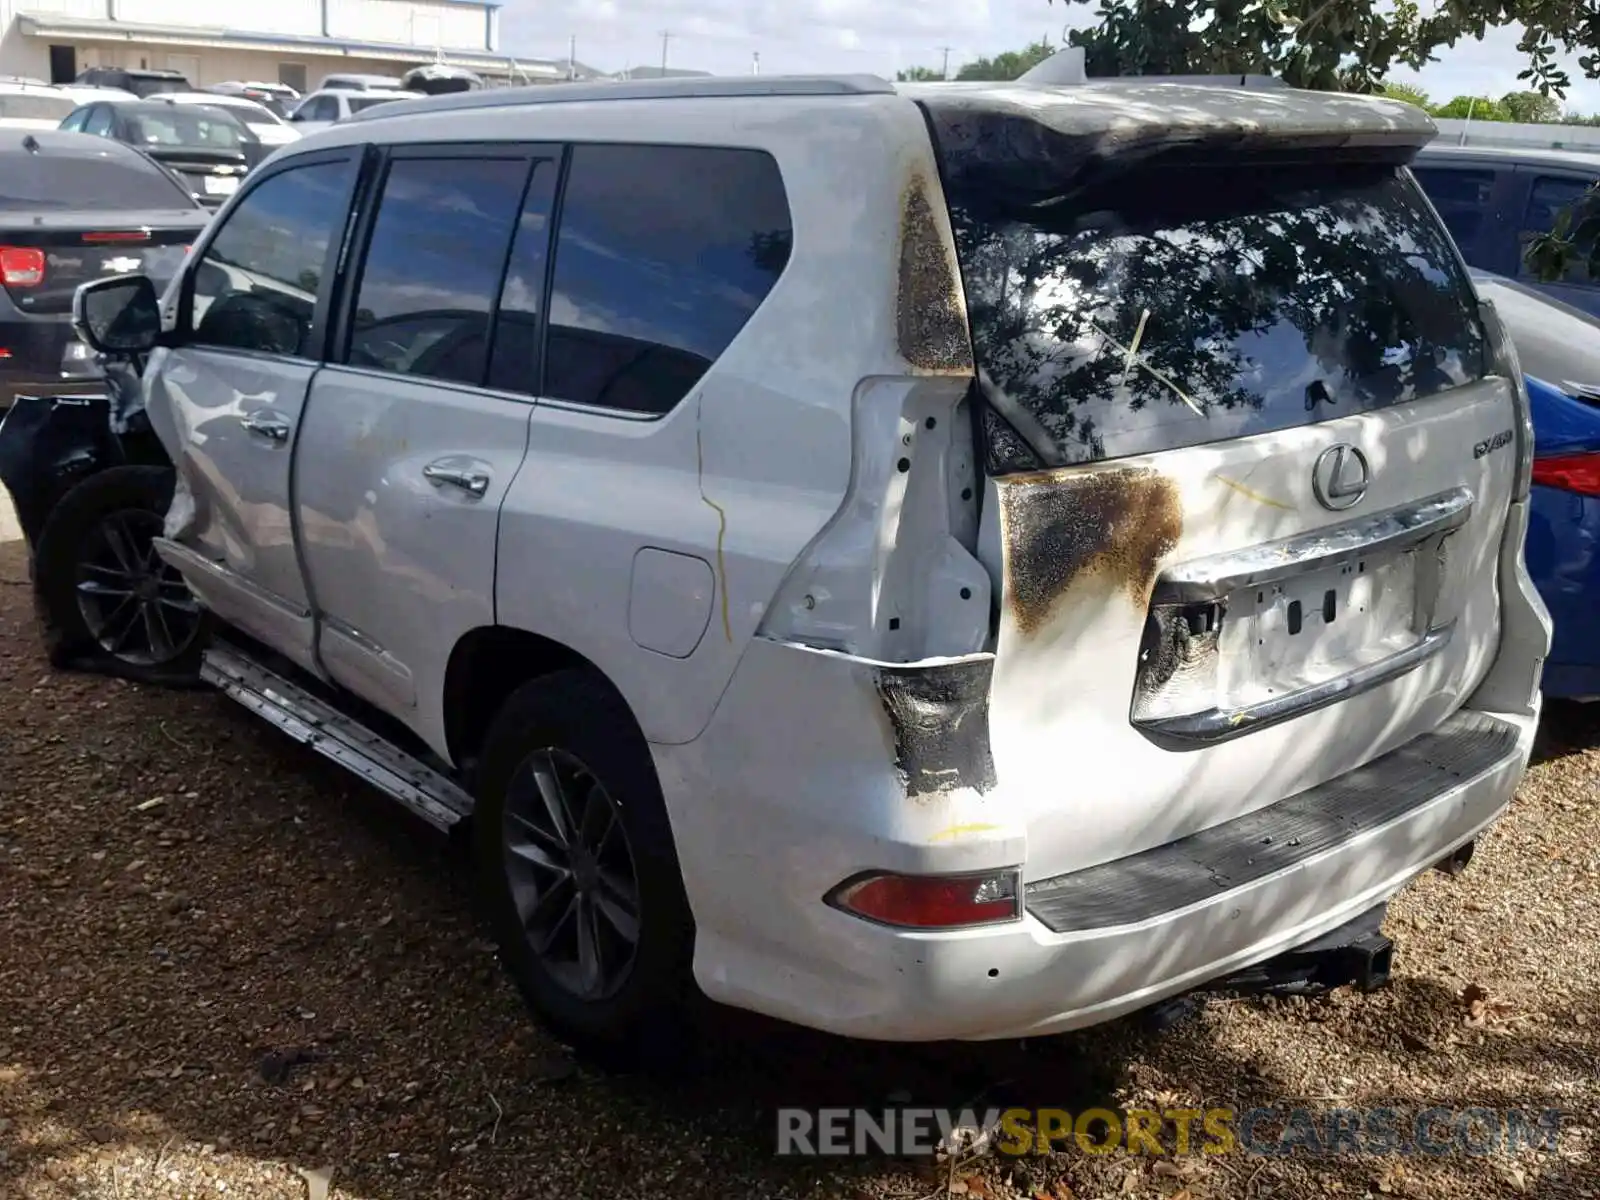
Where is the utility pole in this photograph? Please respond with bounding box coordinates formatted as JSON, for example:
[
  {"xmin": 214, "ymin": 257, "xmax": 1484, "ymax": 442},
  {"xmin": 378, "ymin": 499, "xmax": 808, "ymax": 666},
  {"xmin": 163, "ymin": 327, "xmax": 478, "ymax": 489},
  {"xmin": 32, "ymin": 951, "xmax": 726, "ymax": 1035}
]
[
  {"xmin": 567, "ymin": 34, "xmax": 576, "ymax": 81},
  {"xmin": 752, "ymin": 50, "xmax": 760, "ymax": 76},
  {"xmin": 939, "ymin": 46, "xmax": 953, "ymax": 79},
  {"xmin": 659, "ymin": 30, "xmax": 671, "ymax": 74}
]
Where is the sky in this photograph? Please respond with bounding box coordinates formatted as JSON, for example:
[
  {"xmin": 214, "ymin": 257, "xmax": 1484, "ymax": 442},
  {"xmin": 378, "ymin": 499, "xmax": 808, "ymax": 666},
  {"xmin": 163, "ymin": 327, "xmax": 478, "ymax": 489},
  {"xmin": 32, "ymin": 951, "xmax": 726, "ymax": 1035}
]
[{"xmin": 497, "ymin": 0, "xmax": 1600, "ymax": 115}]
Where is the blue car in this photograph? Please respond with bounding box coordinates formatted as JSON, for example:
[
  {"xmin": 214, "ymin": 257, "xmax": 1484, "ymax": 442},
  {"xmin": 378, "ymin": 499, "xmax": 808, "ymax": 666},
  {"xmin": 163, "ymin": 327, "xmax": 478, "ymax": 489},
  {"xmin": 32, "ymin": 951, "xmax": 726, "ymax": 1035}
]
[{"xmin": 1475, "ymin": 271, "xmax": 1600, "ymax": 698}]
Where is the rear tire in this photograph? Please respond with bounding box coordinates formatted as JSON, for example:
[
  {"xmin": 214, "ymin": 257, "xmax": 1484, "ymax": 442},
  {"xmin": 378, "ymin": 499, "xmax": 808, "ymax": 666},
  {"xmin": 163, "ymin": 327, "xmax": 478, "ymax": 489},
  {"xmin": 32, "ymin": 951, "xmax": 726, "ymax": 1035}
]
[
  {"xmin": 474, "ymin": 669, "xmax": 697, "ymax": 1067},
  {"xmin": 33, "ymin": 465, "xmax": 207, "ymax": 686}
]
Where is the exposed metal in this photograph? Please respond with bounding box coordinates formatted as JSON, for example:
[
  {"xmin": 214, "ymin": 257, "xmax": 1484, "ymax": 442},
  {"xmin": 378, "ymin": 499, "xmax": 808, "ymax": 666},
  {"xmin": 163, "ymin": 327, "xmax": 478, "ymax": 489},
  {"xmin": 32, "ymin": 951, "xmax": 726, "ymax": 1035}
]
[
  {"xmin": 1152, "ymin": 487, "xmax": 1474, "ymax": 605},
  {"xmin": 200, "ymin": 640, "xmax": 474, "ymax": 832},
  {"xmin": 1025, "ymin": 709, "xmax": 1519, "ymax": 933},
  {"xmin": 874, "ymin": 656, "xmax": 998, "ymax": 798}
]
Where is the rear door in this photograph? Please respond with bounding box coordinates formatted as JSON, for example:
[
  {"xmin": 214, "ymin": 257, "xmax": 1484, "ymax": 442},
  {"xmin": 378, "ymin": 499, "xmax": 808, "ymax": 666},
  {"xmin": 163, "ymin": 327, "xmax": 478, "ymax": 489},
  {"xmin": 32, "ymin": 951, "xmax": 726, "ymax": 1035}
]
[
  {"xmin": 293, "ymin": 144, "xmax": 550, "ymax": 756},
  {"xmin": 945, "ymin": 149, "xmax": 1521, "ymax": 880},
  {"xmin": 145, "ymin": 149, "xmax": 362, "ymax": 673}
]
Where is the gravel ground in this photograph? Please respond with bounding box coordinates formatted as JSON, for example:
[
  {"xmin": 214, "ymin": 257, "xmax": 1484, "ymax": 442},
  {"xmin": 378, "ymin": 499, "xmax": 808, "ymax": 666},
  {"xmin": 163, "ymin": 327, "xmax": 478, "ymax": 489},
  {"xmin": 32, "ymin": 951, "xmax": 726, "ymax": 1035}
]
[{"xmin": 0, "ymin": 534, "xmax": 1595, "ymax": 1200}]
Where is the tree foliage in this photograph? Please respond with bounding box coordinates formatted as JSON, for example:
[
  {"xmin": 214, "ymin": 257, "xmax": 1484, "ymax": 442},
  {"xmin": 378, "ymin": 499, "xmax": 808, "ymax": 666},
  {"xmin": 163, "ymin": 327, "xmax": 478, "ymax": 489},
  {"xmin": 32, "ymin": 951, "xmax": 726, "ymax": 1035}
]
[
  {"xmin": 1500, "ymin": 89, "xmax": 1565, "ymax": 121},
  {"xmin": 1432, "ymin": 94, "xmax": 1513, "ymax": 120},
  {"xmin": 896, "ymin": 65, "xmax": 944, "ymax": 82},
  {"xmin": 954, "ymin": 39, "xmax": 1059, "ymax": 81},
  {"xmin": 1378, "ymin": 81, "xmax": 1432, "ymax": 109}
]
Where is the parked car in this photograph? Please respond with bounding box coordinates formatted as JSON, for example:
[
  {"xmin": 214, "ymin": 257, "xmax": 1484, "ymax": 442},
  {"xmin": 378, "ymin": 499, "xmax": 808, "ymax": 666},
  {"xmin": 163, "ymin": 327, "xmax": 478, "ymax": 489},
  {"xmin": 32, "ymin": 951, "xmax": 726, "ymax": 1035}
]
[
  {"xmin": 207, "ymin": 81, "xmax": 300, "ymax": 117},
  {"xmin": 1412, "ymin": 143, "xmax": 1600, "ymax": 317},
  {"xmin": 60, "ymin": 98, "xmax": 262, "ymax": 207},
  {"xmin": 158, "ymin": 91, "xmax": 299, "ymax": 147},
  {"xmin": 50, "ymin": 84, "xmax": 137, "ymax": 105},
  {"xmin": 0, "ymin": 128, "xmax": 206, "ymax": 410},
  {"xmin": 286, "ymin": 87, "xmax": 410, "ymax": 133},
  {"xmin": 0, "ymin": 81, "xmax": 77, "ymax": 130},
  {"xmin": 1469, "ymin": 269, "xmax": 1600, "ymax": 699},
  {"xmin": 32, "ymin": 73, "xmax": 1551, "ymax": 1058},
  {"xmin": 320, "ymin": 73, "xmax": 404, "ymax": 92},
  {"xmin": 73, "ymin": 67, "xmax": 190, "ymax": 99}
]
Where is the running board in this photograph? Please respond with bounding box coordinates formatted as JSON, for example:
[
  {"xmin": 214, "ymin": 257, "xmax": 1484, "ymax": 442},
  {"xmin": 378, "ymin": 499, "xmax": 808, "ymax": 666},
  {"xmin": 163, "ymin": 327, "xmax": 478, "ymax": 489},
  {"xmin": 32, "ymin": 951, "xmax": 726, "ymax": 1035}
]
[{"xmin": 200, "ymin": 641, "xmax": 474, "ymax": 832}]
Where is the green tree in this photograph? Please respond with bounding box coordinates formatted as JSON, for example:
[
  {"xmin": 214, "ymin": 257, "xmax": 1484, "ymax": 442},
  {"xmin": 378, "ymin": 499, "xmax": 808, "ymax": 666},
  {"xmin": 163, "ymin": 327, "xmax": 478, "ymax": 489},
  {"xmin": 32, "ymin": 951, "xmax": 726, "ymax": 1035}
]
[
  {"xmin": 955, "ymin": 39, "xmax": 1058, "ymax": 82},
  {"xmin": 1501, "ymin": 89, "xmax": 1564, "ymax": 122},
  {"xmin": 1378, "ymin": 81, "xmax": 1431, "ymax": 109},
  {"xmin": 1431, "ymin": 95, "xmax": 1512, "ymax": 120},
  {"xmin": 896, "ymin": 65, "xmax": 945, "ymax": 82}
]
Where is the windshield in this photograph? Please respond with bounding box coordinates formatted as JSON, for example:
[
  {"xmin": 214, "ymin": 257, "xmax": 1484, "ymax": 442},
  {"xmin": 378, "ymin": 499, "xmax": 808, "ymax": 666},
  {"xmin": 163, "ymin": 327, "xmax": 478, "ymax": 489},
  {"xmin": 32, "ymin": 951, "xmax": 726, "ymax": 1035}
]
[
  {"xmin": 0, "ymin": 93, "xmax": 75, "ymax": 121},
  {"xmin": 0, "ymin": 149, "xmax": 193, "ymax": 210},
  {"xmin": 948, "ymin": 160, "xmax": 1490, "ymax": 471},
  {"xmin": 125, "ymin": 107, "xmax": 250, "ymax": 150},
  {"xmin": 230, "ymin": 106, "xmax": 282, "ymax": 128},
  {"xmin": 348, "ymin": 95, "xmax": 403, "ymax": 113}
]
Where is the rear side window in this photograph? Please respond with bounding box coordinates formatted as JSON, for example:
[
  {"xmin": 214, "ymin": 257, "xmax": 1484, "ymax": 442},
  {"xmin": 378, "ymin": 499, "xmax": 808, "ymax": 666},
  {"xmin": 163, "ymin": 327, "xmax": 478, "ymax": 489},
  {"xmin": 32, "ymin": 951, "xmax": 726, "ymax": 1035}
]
[
  {"xmin": 949, "ymin": 162, "xmax": 1490, "ymax": 471},
  {"xmin": 345, "ymin": 156, "xmax": 529, "ymax": 386},
  {"xmin": 0, "ymin": 148, "xmax": 192, "ymax": 210},
  {"xmin": 1519, "ymin": 175, "xmax": 1598, "ymax": 285},
  {"xmin": 188, "ymin": 157, "xmax": 357, "ymax": 357},
  {"xmin": 543, "ymin": 143, "xmax": 792, "ymax": 415},
  {"xmin": 1409, "ymin": 165, "xmax": 1496, "ymax": 252}
]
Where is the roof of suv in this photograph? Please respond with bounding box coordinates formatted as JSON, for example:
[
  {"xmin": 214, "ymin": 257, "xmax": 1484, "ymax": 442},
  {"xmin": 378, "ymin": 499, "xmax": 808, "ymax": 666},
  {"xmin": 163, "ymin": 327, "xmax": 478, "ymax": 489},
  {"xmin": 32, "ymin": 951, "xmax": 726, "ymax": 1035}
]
[{"xmin": 1417, "ymin": 142, "xmax": 1600, "ymax": 170}]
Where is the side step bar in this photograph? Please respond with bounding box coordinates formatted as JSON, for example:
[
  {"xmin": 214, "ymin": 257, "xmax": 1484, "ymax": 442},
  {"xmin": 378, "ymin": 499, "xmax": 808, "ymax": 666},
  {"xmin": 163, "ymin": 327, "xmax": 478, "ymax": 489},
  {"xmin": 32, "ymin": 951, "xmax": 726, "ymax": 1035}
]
[{"xmin": 200, "ymin": 641, "xmax": 474, "ymax": 832}]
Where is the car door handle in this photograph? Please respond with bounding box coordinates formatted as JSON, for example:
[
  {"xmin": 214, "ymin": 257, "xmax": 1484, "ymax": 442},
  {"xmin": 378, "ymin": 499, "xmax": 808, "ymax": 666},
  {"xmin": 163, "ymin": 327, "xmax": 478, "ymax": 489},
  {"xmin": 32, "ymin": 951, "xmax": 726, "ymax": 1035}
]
[
  {"xmin": 240, "ymin": 412, "xmax": 290, "ymax": 442},
  {"xmin": 423, "ymin": 462, "xmax": 490, "ymax": 497}
]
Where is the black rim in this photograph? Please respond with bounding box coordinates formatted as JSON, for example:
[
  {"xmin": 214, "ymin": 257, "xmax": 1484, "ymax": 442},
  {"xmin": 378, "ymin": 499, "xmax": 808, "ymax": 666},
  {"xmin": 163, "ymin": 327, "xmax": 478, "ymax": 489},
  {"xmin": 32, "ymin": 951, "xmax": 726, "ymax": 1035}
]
[
  {"xmin": 502, "ymin": 748, "xmax": 641, "ymax": 1001},
  {"xmin": 73, "ymin": 508, "xmax": 202, "ymax": 666}
]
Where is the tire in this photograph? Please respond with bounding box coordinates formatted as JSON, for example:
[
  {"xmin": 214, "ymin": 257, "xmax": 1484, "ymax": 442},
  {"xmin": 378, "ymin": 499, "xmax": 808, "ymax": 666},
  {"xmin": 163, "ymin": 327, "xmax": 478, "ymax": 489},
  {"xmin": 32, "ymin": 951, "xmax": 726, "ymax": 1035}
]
[
  {"xmin": 474, "ymin": 669, "xmax": 697, "ymax": 1066},
  {"xmin": 33, "ymin": 465, "xmax": 208, "ymax": 686}
]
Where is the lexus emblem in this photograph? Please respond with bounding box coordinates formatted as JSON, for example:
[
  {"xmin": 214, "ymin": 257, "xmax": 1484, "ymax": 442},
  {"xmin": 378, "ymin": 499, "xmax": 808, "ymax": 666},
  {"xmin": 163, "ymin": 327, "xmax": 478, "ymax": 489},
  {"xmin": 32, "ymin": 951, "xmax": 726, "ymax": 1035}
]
[{"xmin": 1312, "ymin": 443, "xmax": 1370, "ymax": 511}]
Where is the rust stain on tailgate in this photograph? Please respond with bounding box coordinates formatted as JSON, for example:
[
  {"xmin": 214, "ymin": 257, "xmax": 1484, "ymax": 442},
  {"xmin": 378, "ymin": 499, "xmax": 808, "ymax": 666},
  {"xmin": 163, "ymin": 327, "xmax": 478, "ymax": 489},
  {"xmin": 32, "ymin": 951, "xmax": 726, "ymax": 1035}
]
[
  {"xmin": 998, "ymin": 466, "xmax": 1182, "ymax": 636},
  {"xmin": 896, "ymin": 172, "xmax": 974, "ymax": 376}
]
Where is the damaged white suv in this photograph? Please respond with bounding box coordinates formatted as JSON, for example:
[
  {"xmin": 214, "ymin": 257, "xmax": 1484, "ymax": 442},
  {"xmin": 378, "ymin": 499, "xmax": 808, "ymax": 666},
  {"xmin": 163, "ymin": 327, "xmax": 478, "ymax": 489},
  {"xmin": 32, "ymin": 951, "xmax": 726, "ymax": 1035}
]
[{"xmin": 71, "ymin": 67, "xmax": 1551, "ymax": 1053}]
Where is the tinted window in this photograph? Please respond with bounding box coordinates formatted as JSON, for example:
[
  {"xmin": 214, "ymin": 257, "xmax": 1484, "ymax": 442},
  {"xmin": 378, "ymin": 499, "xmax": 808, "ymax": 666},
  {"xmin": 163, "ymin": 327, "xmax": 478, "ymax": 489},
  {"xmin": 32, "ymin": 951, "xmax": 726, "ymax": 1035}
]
[
  {"xmin": 346, "ymin": 156, "xmax": 528, "ymax": 385},
  {"xmin": 0, "ymin": 148, "xmax": 193, "ymax": 210},
  {"xmin": 486, "ymin": 156, "xmax": 560, "ymax": 394},
  {"xmin": 949, "ymin": 162, "xmax": 1489, "ymax": 471},
  {"xmin": 1410, "ymin": 165, "xmax": 1496, "ymax": 253},
  {"xmin": 1520, "ymin": 175, "xmax": 1599, "ymax": 284},
  {"xmin": 82, "ymin": 106, "xmax": 112, "ymax": 136},
  {"xmin": 189, "ymin": 157, "xmax": 356, "ymax": 357},
  {"xmin": 543, "ymin": 144, "xmax": 791, "ymax": 415}
]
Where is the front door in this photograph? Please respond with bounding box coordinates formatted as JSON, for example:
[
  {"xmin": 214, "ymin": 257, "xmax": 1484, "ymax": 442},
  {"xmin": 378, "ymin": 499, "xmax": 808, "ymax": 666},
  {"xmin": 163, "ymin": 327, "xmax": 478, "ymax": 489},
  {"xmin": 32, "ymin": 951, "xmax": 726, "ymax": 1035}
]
[
  {"xmin": 146, "ymin": 149, "xmax": 363, "ymax": 674},
  {"xmin": 294, "ymin": 145, "xmax": 556, "ymax": 757}
]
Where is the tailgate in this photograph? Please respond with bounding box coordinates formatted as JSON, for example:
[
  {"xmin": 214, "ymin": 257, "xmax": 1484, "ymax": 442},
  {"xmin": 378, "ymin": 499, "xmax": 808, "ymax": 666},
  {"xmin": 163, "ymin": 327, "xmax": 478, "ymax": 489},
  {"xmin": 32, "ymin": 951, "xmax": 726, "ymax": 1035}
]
[{"xmin": 940, "ymin": 135, "xmax": 1518, "ymax": 880}]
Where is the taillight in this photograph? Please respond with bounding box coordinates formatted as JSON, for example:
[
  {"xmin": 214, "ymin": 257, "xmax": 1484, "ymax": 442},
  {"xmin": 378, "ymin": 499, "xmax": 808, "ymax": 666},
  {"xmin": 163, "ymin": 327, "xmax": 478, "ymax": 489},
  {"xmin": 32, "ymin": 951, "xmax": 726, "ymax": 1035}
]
[
  {"xmin": 1532, "ymin": 452, "xmax": 1600, "ymax": 496},
  {"xmin": 0, "ymin": 247, "xmax": 45, "ymax": 287},
  {"xmin": 82, "ymin": 230, "xmax": 150, "ymax": 244},
  {"xmin": 827, "ymin": 869, "xmax": 1021, "ymax": 930}
]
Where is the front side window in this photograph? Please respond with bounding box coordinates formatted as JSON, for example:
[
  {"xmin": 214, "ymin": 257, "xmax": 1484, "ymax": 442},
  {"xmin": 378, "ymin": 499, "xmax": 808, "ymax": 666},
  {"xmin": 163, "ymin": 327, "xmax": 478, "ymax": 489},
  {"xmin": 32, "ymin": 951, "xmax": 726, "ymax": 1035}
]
[
  {"xmin": 345, "ymin": 156, "xmax": 529, "ymax": 385},
  {"xmin": 188, "ymin": 157, "xmax": 357, "ymax": 357},
  {"xmin": 59, "ymin": 106, "xmax": 88, "ymax": 132},
  {"xmin": 949, "ymin": 161, "xmax": 1490, "ymax": 471},
  {"xmin": 1409, "ymin": 165, "xmax": 1497, "ymax": 254},
  {"xmin": 543, "ymin": 143, "xmax": 792, "ymax": 415},
  {"xmin": 82, "ymin": 106, "xmax": 112, "ymax": 137}
]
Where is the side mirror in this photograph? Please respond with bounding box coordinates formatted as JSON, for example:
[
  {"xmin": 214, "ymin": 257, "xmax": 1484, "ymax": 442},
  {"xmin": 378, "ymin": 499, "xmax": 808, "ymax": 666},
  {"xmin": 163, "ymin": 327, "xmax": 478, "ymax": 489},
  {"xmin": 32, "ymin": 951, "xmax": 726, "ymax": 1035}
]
[{"xmin": 73, "ymin": 275, "xmax": 162, "ymax": 355}]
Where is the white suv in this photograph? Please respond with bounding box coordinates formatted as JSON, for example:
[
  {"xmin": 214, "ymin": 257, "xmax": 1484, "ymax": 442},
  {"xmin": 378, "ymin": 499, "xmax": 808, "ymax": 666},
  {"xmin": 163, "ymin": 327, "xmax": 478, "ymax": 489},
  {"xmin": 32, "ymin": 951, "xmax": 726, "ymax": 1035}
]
[{"xmin": 70, "ymin": 71, "xmax": 1552, "ymax": 1054}]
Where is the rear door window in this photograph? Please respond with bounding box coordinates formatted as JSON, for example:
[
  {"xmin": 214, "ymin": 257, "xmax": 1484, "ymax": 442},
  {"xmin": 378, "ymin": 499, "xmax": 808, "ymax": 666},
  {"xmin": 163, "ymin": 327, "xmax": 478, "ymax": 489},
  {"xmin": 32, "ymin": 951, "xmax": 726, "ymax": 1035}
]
[
  {"xmin": 1518, "ymin": 174, "xmax": 1599, "ymax": 285},
  {"xmin": 343, "ymin": 154, "xmax": 529, "ymax": 386},
  {"xmin": 948, "ymin": 161, "xmax": 1490, "ymax": 471},
  {"xmin": 1409, "ymin": 165, "xmax": 1497, "ymax": 255}
]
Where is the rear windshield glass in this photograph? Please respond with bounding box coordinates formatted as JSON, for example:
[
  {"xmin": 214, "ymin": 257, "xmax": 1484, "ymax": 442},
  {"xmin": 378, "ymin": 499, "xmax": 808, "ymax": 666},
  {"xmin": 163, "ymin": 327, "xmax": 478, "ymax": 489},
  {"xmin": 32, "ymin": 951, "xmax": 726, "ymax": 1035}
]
[
  {"xmin": 0, "ymin": 94, "xmax": 75, "ymax": 121},
  {"xmin": 0, "ymin": 149, "xmax": 192, "ymax": 210},
  {"xmin": 947, "ymin": 161, "xmax": 1489, "ymax": 472},
  {"xmin": 125, "ymin": 107, "xmax": 248, "ymax": 150}
]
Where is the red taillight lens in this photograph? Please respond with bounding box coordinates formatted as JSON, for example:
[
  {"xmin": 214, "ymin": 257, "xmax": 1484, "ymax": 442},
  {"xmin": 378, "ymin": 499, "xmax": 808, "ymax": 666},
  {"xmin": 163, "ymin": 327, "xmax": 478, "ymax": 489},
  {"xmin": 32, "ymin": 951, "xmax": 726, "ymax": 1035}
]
[
  {"xmin": 1532, "ymin": 452, "xmax": 1600, "ymax": 497},
  {"xmin": 0, "ymin": 247, "xmax": 45, "ymax": 287},
  {"xmin": 82, "ymin": 230, "xmax": 151, "ymax": 244},
  {"xmin": 828, "ymin": 870, "xmax": 1021, "ymax": 929}
]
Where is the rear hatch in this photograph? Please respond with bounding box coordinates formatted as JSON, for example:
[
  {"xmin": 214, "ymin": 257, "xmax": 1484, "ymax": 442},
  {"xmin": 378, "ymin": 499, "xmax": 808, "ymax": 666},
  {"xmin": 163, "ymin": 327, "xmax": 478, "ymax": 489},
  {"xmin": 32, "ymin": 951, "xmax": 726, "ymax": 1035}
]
[
  {"xmin": 2, "ymin": 211, "xmax": 199, "ymax": 315},
  {"xmin": 920, "ymin": 84, "xmax": 1522, "ymax": 880}
]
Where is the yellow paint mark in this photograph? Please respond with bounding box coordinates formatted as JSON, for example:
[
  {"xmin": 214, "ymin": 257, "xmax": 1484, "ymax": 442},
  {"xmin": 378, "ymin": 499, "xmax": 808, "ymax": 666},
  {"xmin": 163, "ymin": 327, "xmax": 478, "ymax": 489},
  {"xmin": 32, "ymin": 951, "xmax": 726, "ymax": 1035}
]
[
  {"xmin": 1214, "ymin": 474, "xmax": 1295, "ymax": 511},
  {"xmin": 695, "ymin": 403, "xmax": 734, "ymax": 643},
  {"xmin": 928, "ymin": 823, "xmax": 1004, "ymax": 842}
]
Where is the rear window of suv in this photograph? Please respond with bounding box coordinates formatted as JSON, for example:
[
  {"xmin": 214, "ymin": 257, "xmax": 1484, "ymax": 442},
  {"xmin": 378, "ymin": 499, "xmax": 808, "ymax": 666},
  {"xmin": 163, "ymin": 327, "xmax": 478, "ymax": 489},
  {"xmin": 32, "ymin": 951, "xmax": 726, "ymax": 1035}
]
[{"xmin": 947, "ymin": 160, "xmax": 1490, "ymax": 471}]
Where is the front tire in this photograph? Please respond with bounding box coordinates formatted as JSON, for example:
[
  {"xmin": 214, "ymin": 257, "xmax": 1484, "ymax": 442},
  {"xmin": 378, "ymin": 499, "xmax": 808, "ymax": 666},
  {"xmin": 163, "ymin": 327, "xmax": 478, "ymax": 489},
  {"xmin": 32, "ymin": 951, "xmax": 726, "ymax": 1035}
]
[
  {"xmin": 33, "ymin": 465, "xmax": 207, "ymax": 686},
  {"xmin": 474, "ymin": 669, "xmax": 696, "ymax": 1064}
]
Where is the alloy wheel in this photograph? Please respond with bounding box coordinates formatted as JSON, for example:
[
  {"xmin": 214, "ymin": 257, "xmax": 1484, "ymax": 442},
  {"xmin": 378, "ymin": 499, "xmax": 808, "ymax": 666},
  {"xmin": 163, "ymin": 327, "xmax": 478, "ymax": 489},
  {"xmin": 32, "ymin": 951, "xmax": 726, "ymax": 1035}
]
[
  {"xmin": 73, "ymin": 508, "xmax": 203, "ymax": 666},
  {"xmin": 502, "ymin": 747, "xmax": 642, "ymax": 1001}
]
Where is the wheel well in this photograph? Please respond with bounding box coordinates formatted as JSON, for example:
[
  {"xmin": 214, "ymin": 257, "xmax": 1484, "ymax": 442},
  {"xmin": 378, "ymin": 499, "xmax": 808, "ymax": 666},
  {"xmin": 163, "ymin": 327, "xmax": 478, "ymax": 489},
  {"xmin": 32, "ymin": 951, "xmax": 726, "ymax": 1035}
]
[{"xmin": 444, "ymin": 627, "xmax": 624, "ymax": 772}]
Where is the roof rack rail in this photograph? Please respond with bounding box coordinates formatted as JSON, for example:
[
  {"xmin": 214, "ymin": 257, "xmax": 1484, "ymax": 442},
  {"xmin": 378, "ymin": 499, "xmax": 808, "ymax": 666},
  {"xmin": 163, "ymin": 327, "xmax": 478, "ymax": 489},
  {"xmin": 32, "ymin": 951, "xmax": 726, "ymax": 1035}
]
[
  {"xmin": 348, "ymin": 73, "xmax": 896, "ymax": 122},
  {"xmin": 1088, "ymin": 73, "xmax": 1289, "ymax": 89}
]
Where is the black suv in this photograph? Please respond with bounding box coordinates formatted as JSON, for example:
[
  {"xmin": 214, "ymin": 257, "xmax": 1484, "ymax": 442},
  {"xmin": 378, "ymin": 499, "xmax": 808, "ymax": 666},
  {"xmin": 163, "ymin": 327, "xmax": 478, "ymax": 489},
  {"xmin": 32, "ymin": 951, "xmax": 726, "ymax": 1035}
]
[{"xmin": 73, "ymin": 68, "xmax": 191, "ymax": 98}]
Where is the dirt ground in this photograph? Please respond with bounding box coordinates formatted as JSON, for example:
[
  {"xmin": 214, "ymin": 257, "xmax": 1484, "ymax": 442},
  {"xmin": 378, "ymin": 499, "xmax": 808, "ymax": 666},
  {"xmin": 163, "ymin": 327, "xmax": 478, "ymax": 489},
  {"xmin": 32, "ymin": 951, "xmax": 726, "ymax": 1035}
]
[{"xmin": 0, "ymin": 535, "xmax": 1595, "ymax": 1200}]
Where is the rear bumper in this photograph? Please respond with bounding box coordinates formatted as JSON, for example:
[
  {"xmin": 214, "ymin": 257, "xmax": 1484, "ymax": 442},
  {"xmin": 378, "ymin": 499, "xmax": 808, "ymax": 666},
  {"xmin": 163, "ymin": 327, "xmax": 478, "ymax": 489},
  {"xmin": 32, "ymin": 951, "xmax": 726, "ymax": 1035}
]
[
  {"xmin": 654, "ymin": 637, "xmax": 1536, "ymax": 1042},
  {"xmin": 0, "ymin": 318, "xmax": 102, "ymax": 407}
]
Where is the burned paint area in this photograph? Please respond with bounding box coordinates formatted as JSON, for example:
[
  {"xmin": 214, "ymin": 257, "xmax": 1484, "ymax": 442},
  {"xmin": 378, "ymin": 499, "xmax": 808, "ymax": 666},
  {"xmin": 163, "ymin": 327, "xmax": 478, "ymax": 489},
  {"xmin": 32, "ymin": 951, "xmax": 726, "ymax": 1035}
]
[
  {"xmin": 873, "ymin": 657, "xmax": 998, "ymax": 800},
  {"xmin": 896, "ymin": 173, "xmax": 973, "ymax": 376},
  {"xmin": 999, "ymin": 467, "xmax": 1182, "ymax": 637}
]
